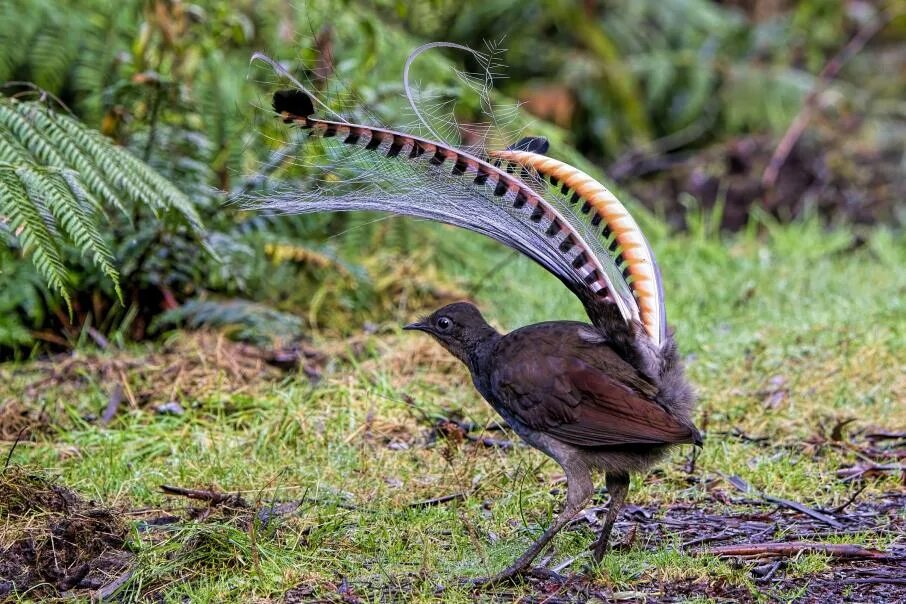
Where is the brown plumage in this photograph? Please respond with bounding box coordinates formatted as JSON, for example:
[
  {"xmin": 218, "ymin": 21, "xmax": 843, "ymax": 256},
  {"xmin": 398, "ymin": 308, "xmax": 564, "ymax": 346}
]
[
  {"xmin": 405, "ymin": 302, "xmax": 700, "ymax": 583},
  {"xmin": 262, "ymin": 82, "xmax": 701, "ymax": 583}
]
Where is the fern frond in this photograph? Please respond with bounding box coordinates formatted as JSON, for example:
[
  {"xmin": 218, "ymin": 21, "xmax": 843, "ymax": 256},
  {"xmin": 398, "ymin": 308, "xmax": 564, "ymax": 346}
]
[
  {"xmin": 0, "ymin": 96, "xmax": 206, "ymax": 307},
  {"xmin": 154, "ymin": 298, "xmax": 305, "ymax": 346},
  {"xmin": 0, "ymin": 165, "xmax": 71, "ymax": 306},
  {"xmin": 16, "ymin": 164, "xmax": 121, "ymax": 299},
  {"xmin": 46, "ymin": 108, "xmax": 205, "ymax": 230},
  {"xmin": 29, "ymin": 21, "xmax": 79, "ymax": 93},
  {"xmin": 7, "ymin": 103, "xmax": 126, "ymax": 215}
]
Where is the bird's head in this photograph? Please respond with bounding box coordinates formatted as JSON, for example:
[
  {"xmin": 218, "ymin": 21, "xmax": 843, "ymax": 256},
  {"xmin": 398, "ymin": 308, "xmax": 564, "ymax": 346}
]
[{"xmin": 404, "ymin": 301, "xmax": 499, "ymax": 366}]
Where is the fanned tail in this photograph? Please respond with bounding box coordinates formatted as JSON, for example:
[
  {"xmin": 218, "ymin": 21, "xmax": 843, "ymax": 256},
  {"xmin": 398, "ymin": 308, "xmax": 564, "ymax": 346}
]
[
  {"xmin": 251, "ymin": 88, "xmax": 666, "ymax": 344},
  {"xmin": 490, "ymin": 150, "xmax": 666, "ymax": 344},
  {"xmin": 262, "ymin": 89, "xmax": 639, "ymax": 325},
  {"xmin": 401, "ymin": 40, "xmax": 524, "ymax": 157}
]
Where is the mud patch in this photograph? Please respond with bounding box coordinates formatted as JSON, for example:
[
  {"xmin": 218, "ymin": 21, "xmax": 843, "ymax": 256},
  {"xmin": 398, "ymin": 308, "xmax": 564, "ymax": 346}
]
[
  {"xmin": 0, "ymin": 468, "xmax": 132, "ymax": 599},
  {"xmin": 616, "ymin": 127, "xmax": 905, "ymax": 232}
]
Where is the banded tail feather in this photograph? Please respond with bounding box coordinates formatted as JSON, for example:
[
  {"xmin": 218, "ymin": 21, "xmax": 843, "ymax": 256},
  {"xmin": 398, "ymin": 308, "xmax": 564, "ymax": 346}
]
[
  {"xmin": 491, "ymin": 150, "xmax": 666, "ymax": 345},
  {"xmin": 263, "ymin": 88, "xmax": 661, "ymax": 344}
]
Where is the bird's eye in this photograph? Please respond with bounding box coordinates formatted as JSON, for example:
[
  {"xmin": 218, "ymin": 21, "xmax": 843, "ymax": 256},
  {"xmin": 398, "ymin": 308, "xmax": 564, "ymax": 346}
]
[{"xmin": 436, "ymin": 317, "xmax": 452, "ymax": 331}]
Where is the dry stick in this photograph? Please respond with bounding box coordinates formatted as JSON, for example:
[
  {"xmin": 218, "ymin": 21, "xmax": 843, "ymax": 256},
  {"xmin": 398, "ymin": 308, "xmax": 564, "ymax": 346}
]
[
  {"xmin": 753, "ymin": 560, "xmax": 783, "ymax": 583},
  {"xmin": 761, "ymin": 494, "xmax": 844, "ymax": 529},
  {"xmin": 465, "ymin": 434, "xmax": 513, "ymax": 449},
  {"xmin": 762, "ymin": 12, "xmax": 893, "ymax": 188},
  {"xmin": 86, "ymin": 326, "xmax": 109, "ymax": 349},
  {"xmin": 704, "ymin": 542, "xmax": 892, "ymax": 560},
  {"xmin": 681, "ymin": 529, "xmax": 736, "ymax": 548},
  {"xmin": 95, "ymin": 568, "xmax": 135, "ymax": 600},
  {"xmin": 3, "ymin": 400, "xmax": 47, "ymax": 471},
  {"xmin": 838, "ymin": 462, "xmax": 906, "ymax": 481},
  {"xmin": 159, "ymin": 484, "xmax": 247, "ymax": 506},
  {"xmin": 843, "ymin": 578, "xmax": 906, "ymax": 586},
  {"xmin": 866, "ymin": 431, "xmax": 906, "ymax": 441},
  {"xmin": 724, "ymin": 474, "xmax": 843, "ymax": 529},
  {"xmin": 3, "ymin": 426, "xmax": 28, "ymax": 472},
  {"xmin": 826, "ymin": 484, "xmax": 868, "ymax": 514},
  {"xmin": 408, "ymin": 493, "xmax": 466, "ymax": 508},
  {"xmin": 100, "ymin": 383, "xmax": 124, "ymax": 426},
  {"xmin": 551, "ymin": 555, "xmax": 579, "ymax": 574}
]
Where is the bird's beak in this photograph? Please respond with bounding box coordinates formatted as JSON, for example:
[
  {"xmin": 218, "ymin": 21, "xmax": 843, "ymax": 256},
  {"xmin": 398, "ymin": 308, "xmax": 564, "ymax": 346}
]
[{"xmin": 403, "ymin": 320, "xmax": 425, "ymax": 332}]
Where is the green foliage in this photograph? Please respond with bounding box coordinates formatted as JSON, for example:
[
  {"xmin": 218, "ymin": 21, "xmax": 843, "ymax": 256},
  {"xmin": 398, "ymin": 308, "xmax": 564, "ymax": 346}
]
[
  {"xmin": 0, "ymin": 0, "xmax": 899, "ymax": 356},
  {"xmin": 0, "ymin": 250, "xmax": 45, "ymax": 348},
  {"xmin": 0, "ymin": 97, "xmax": 204, "ymax": 307},
  {"xmin": 381, "ymin": 0, "xmax": 889, "ymax": 158},
  {"xmin": 154, "ymin": 298, "xmax": 305, "ymax": 346},
  {"xmin": 0, "ymin": 0, "xmax": 139, "ymax": 118}
]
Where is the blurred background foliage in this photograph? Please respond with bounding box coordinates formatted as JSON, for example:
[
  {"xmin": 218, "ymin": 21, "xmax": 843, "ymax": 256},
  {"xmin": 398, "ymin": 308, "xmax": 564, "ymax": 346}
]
[{"xmin": 0, "ymin": 0, "xmax": 903, "ymax": 357}]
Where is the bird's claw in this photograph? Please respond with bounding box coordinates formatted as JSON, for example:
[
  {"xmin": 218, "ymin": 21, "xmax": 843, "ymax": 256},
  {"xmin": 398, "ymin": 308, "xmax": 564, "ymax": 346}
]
[
  {"xmin": 462, "ymin": 566, "xmax": 566, "ymax": 588},
  {"xmin": 461, "ymin": 571, "xmax": 520, "ymax": 588}
]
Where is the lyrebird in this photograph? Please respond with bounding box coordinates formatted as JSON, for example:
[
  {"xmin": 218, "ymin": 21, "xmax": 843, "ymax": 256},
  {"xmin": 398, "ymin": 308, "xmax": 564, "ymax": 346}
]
[{"xmin": 253, "ymin": 44, "xmax": 701, "ymax": 584}]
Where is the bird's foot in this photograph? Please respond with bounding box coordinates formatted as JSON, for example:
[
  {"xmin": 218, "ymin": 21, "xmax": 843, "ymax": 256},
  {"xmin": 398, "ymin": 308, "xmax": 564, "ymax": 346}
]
[
  {"xmin": 591, "ymin": 545, "xmax": 609, "ymax": 565},
  {"xmin": 463, "ymin": 566, "xmax": 566, "ymax": 588},
  {"xmin": 462, "ymin": 568, "xmax": 522, "ymax": 588}
]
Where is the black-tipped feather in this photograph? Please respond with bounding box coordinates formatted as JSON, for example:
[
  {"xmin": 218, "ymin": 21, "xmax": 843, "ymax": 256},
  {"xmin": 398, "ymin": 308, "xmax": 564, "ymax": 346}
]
[
  {"xmin": 273, "ymin": 89, "xmax": 315, "ymax": 118},
  {"xmin": 254, "ymin": 89, "xmax": 643, "ymax": 337},
  {"xmin": 507, "ymin": 136, "xmax": 550, "ymax": 154}
]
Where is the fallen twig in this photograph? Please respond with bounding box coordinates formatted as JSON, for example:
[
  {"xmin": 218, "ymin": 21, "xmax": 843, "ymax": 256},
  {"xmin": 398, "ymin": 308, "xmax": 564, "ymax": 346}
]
[
  {"xmin": 865, "ymin": 431, "xmax": 906, "ymax": 441},
  {"xmin": 94, "ymin": 567, "xmax": 135, "ymax": 600},
  {"xmin": 86, "ymin": 326, "xmax": 109, "ymax": 349},
  {"xmin": 466, "ymin": 434, "xmax": 513, "ymax": 449},
  {"xmin": 551, "ymin": 555, "xmax": 579, "ymax": 574},
  {"xmin": 100, "ymin": 383, "xmax": 123, "ymax": 426},
  {"xmin": 762, "ymin": 11, "xmax": 893, "ymax": 188},
  {"xmin": 762, "ymin": 494, "xmax": 843, "ymax": 529},
  {"xmin": 752, "ymin": 560, "xmax": 783, "ymax": 582},
  {"xmin": 159, "ymin": 484, "xmax": 248, "ymax": 507},
  {"xmin": 825, "ymin": 484, "xmax": 868, "ymax": 514},
  {"xmin": 718, "ymin": 429, "xmax": 769, "ymax": 444},
  {"xmin": 3, "ymin": 426, "xmax": 27, "ymax": 472},
  {"xmin": 682, "ymin": 530, "xmax": 735, "ymax": 548},
  {"xmin": 724, "ymin": 474, "xmax": 843, "ymax": 528},
  {"xmin": 3, "ymin": 401, "xmax": 47, "ymax": 471},
  {"xmin": 837, "ymin": 462, "xmax": 906, "ymax": 482},
  {"xmin": 704, "ymin": 541, "xmax": 892, "ymax": 560},
  {"xmin": 842, "ymin": 577, "xmax": 906, "ymax": 586},
  {"xmin": 409, "ymin": 493, "xmax": 466, "ymax": 508}
]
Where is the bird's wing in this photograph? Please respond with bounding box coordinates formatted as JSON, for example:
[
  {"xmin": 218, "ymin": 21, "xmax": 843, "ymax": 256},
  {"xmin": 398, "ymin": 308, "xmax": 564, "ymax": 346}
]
[{"xmin": 491, "ymin": 334, "xmax": 697, "ymax": 447}]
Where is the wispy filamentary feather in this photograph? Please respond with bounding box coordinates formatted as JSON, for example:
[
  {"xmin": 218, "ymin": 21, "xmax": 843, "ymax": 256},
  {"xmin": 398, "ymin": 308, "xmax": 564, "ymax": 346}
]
[{"xmin": 242, "ymin": 44, "xmax": 667, "ymax": 346}]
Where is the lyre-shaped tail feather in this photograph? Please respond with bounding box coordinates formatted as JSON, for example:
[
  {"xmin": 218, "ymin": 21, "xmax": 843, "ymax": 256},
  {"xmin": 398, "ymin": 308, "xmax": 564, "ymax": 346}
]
[
  {"xmin": 257, "ymin": 89, "xmax": 661, "ymax": 343},
  {"xmin": 490, "ymin": 150, "xmax": 666, "ymax": 345}
]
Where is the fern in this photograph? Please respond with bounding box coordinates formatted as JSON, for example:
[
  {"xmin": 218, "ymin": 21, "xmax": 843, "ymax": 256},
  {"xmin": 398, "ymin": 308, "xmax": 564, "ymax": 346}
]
[
  {"xmin": 154, "ymin": 298, "xmax": 305, "ymax": 346},
  {"xmin": 0, "ymin": 96, "xmax": 205, "ymax": 307}
]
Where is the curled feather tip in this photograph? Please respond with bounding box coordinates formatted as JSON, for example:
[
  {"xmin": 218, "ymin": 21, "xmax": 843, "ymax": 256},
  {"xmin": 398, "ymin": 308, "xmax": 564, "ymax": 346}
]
[{"xmin": 273, "ymin": 89, "xmax": 315, "ymax": 119}]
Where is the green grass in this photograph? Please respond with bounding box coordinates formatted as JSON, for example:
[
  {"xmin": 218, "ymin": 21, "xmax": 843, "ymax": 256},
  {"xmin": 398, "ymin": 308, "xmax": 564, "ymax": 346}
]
[{"xmin": 2, "ymin": 217, "xmax": 904, "ymax": 602}]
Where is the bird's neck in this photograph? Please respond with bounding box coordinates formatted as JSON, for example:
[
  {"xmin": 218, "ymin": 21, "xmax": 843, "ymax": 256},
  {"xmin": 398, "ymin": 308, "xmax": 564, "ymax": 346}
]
[{"xmin": 461, "ymin": 326, "xmax": 502, "ymax": 376}]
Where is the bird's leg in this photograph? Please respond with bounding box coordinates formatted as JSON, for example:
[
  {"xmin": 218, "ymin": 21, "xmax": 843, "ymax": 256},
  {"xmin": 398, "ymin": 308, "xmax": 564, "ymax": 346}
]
[
  {"xmin": 592, "ymin": 472, "xmax": 630, "ymax": 563},
  {"xmin": 477, "ymin": 461, "xmax": 593, "ymax": 586}
]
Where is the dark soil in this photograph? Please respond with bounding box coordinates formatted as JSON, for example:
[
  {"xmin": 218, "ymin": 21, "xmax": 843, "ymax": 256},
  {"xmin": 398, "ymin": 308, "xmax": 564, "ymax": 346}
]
[
  {"xmin": 614, "ymin": 125, "xmax": 905, "ymax": 232},
  {"xmin": 0, "ymin": 468, "xmax": 133, "ymax": 600}
]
